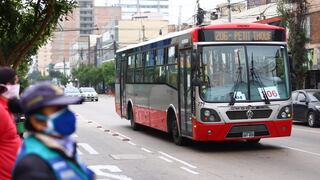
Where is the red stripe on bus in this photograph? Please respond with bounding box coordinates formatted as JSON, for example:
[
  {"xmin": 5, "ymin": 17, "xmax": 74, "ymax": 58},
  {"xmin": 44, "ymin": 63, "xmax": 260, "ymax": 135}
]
[{"xmin": 133, "ymin": 105, "xmax": 168, "ymax": 132}]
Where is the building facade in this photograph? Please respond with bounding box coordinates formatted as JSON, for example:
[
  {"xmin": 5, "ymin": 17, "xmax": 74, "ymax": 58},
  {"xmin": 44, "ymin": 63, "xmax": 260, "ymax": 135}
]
[
  {"xmin": 36, "ymin": 42, "xmax": 52, "ymax": 76},
  {"xmin": 105, "ymin": 0, "xmax": 169, "ymax": 20},
  {"xmin": 79, "ymin": 0, "xmax": 94, "ymax": 35},
  {"xmin": 247, "ymin": 0, "xmax": 277, "ymax": 9}
]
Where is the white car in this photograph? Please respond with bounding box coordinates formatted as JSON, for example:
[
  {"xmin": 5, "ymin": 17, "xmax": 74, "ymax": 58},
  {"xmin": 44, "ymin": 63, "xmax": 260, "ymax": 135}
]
[
  {"xmin": 79, "ymin": 87, "xmax": 98, "ymax": 101},
  {"xmin": 64, "ymin": 87, "xmax": 82, "ymax": 97}
]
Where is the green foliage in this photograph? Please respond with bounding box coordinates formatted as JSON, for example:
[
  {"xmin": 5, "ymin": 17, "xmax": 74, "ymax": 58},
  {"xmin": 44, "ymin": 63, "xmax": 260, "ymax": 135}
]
[
  {"xmin": 16, "ymin": 58, "xmax": 31, "ymax": 89},
  {"xmin": 277, "ymin": 0, "xmax": 309, "ymax": 89},
  {"xmin": 71, "ymin": 61, "xmax": 115, "ymax": 92},
  {"xmin": 0, "ymin": 0, "xmax": 77, "ymax": 68},
  {"xmin": 60, "ymin": 74, "xmax": 69, "ymax": 86}
]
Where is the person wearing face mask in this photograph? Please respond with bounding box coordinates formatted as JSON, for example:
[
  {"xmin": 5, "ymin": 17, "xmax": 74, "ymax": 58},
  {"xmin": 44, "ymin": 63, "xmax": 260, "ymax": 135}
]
[
  {"xmin": 0, "ymin": 67, "xmax": 22, "ymax": 180},
  {"xmin": 11, "ymin": 82, "xmax": 94, "ymax": 180}
]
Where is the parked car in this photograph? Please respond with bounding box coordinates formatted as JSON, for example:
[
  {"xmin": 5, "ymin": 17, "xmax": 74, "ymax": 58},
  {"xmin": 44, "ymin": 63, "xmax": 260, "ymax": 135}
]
[
  {"xmin": 79, "ymin": 87, "xmax": 98, "ymax": 101},
  {"xmin": 64, "ymin": 87, "xmax": 82, "ymax": 97},
  {"xmin": 292, "ymin": 89, "xmax": 320, "ymax": 127}
]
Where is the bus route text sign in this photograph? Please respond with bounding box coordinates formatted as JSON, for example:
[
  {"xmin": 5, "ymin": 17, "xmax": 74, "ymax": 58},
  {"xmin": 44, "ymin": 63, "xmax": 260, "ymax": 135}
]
[
  {"xmin": 214, "ymin": 30, "xmax": 272, "ymax": 41},
  {"xmin": 199, "ymin": 29, "xmax": 285, "ymax": 42}
]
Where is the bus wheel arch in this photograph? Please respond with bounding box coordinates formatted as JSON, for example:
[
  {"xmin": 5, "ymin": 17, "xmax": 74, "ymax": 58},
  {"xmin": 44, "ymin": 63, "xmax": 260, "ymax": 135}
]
[
  {"xmin": 127, "ymin": 101, "xmax": 140, "ymax": 130},
  {"xmin": 167, "ymin": 106, "xmax": 186, "ymax": 145}
]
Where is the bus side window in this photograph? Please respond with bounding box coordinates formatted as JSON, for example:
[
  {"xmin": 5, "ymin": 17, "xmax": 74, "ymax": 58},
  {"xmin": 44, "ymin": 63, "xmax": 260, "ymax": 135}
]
[
  {"xmin": 155, "ymin": 48, "xmax": 166, "ymax": 83},
  {"xmin": 127, "ymin": 55, "xmax": 135, "ymax": 83},
  {"xmin": 135, "ymin": 53, "xmax": 144, "ymax": 83},
  {"xmin": 166, "ymin": 46, "xmax": 178, "ymax": 88},
  {"xmin": 144, "ymin": 51, "xmax": 154, "ymax": 83}
]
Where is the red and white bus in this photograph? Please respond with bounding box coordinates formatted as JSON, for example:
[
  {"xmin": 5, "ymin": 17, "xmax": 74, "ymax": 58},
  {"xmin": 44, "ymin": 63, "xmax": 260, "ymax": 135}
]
[{"xmin": 115, "ymin": 23, "xmax": 292, "ymax": 145}]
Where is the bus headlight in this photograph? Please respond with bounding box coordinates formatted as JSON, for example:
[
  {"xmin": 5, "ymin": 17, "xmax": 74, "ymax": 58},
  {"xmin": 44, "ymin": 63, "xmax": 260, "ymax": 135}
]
[
  {"xmin": 201, "ymin": 108, "xmax": 221, "ymax": 122},
  {"xmin": 277, "ymin": 105, "xmax": 292, "ymax": 119}
]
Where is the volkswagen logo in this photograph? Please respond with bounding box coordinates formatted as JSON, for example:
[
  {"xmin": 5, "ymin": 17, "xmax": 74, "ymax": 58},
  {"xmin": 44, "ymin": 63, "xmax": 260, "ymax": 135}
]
[{"xmin": 246, "ymin": 110, "xmax": 254, "ymax": 119}]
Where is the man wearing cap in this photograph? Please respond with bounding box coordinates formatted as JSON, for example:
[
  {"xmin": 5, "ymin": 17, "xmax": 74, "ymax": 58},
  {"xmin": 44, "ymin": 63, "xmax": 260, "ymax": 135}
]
[
  {"xmin": 12, "ymin": 82, "xmax": 94, "ymax": 180},
  {"xmin": 0, "ymin": 67, "xmax": 22, "ymax": 180}
]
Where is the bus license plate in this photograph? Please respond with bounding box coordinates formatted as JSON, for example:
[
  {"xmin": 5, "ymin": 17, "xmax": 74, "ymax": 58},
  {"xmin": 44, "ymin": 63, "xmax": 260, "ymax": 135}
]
[{"xmin": 242, "ymin": 131, "xmax": 255, "ymax": 138}]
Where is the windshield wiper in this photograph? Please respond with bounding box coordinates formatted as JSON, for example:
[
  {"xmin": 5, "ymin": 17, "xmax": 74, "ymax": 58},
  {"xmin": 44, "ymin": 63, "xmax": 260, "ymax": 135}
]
[
  {"xmin": 229, "ymin": 50, "xmax": 243, "ymax": 106},
  {"xmin": 250, "ymin": 54, "xmax": 270, "ymax": 104}
]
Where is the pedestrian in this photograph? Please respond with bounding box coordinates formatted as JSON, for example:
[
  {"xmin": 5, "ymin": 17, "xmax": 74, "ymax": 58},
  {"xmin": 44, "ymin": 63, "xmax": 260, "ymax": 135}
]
[
  {"xmin": 0, "ymin": 67, "xmax": 22, "ymax": 180},
  {"xmin": 11, "ymin": 82, "xmax": 94, "ymax": 180}
]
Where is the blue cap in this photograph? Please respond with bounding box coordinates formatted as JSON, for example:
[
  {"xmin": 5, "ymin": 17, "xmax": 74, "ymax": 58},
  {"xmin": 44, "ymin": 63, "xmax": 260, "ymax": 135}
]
[{"xmin": 20, "ymin": 82, "xmax": 83, "ymax": 114}]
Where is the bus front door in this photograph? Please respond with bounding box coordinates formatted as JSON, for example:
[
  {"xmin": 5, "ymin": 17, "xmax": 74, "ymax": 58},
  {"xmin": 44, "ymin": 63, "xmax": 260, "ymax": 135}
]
[
  {"xmin": 120, "ymin": 59, "xmax": 127, "ymax": 118},
  {"xmin": 179, "ymin": 50, "xmax": 193, "ymax": 137}
]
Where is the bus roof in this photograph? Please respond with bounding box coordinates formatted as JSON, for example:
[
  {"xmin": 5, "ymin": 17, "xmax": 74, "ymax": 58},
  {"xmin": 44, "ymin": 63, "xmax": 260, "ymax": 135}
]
[{"xmin": 116, "ymin": 23, "xmax": 285, "ymax": 53}]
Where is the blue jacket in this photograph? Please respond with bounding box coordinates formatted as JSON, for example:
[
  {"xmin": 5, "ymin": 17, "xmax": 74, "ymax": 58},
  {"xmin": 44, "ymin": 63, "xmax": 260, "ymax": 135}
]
[{"xmin": 12, "ymin": 134, "xmax": 94, "ymax": 180}]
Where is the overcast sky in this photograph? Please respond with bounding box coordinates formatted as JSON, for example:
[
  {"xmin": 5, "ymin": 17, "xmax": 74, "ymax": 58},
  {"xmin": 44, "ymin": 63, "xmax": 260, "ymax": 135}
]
[{"xmin": 95, "ymin": 0, "xmax": 243, "ymax": 24}]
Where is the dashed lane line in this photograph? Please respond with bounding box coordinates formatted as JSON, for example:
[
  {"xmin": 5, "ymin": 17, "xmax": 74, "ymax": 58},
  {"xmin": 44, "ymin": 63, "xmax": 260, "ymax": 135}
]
[
  {"xmin": 158, "ymin": 156, "xmax": 173, "ymax": 163},
  {"xmin": 158, "ymin": 151, "xmax": 197, "ymax": 169},
  {"xmin": 127, "ymin": 141, "xmax": 137, "ymax": 146},
  {"xmin": 281, "ymin": 145, "xmax": 320, "ymax": 158},
  {"xmin": 141, "ymin": 148, "xmax": 153, "ymax": 153},
  {"xmin": 180, "ymin": 167, "xmax": 199, "ymax": 175},
  {"xmin": 293, "ymin": 127, "xmax": 320, "ymax": 134}
]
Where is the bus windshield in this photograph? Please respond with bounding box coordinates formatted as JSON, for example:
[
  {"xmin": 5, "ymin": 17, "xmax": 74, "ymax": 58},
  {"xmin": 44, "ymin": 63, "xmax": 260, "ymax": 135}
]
[{"xmin": 200, "ymin": 45, "xmax": 290, "ymax": 103}]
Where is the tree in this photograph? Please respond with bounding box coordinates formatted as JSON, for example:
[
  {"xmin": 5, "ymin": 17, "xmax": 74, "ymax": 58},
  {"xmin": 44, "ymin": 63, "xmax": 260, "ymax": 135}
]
[
  {"xmin": 0, "ymin": 0, "xmax": 77, "ymax": 69},
  {"xmin": 71, "ymin": 61, "xmax": 115, "ymax": 93},
  {"xmin": 277, "ymin": 0, "xmax": 309, "ymax": 89},
  {"xmin": 101, "ymin": 61, "xmax": 115, "ymax": 87}
]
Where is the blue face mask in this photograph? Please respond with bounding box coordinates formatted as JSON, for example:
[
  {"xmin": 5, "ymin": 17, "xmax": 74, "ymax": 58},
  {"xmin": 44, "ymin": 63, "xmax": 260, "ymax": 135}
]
[{"xmin": 35, "ymin": 108, "xmax": 76, "ymax": 136}]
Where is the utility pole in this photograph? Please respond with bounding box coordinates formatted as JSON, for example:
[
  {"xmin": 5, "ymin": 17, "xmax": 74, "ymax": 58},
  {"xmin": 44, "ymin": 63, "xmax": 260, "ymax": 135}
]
[
  {"xmin": 228, "ymin": 0, "xmax": 231, "ymax": 23},
  {"xmin": 178, "ymin": 5, "xmax": 182, "ymax": 31},
  {"xmin": 142, "ymin": 25, "xmax": 146, "ymax": 41},
  {"xmin": 63, "ymin": 57, "xmax": 66, "ymax": 75}
]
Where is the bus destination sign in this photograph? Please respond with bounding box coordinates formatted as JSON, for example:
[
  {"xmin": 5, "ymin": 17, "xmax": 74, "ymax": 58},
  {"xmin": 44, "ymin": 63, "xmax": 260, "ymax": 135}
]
[{"xmin": 199, "ymin": 29, "xmax": 285, "ymax": 42}]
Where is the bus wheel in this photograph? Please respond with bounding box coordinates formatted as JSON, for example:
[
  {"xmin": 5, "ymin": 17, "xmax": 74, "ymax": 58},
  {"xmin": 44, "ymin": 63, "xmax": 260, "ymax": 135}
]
[
  {"xmin": 171, "ymin": 117, "xmax": 186, "ymax": 146},
  {"xmin": 246, "ymin": 139, "xmax": 261, "ymax": 144},
  {"xmin": 129, "ymin": 109, "xmax": 140, "ymax": 131}
]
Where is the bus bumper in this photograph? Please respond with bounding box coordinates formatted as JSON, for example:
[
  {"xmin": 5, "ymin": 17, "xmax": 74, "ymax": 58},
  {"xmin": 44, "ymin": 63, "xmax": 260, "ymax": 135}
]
[{"xmin": 192, "ymin": 119, "xmax": 292, "ymax": 141}]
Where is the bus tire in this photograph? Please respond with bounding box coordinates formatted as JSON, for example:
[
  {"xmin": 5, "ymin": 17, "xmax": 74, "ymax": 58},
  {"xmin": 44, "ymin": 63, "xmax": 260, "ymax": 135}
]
[
  {"xmin": 171, "ymin": 116, "xmax": 186, "ymax": 146},
  {"xmin": 128, "ymin": 107, "xmax": 140, "ymax": 131}
]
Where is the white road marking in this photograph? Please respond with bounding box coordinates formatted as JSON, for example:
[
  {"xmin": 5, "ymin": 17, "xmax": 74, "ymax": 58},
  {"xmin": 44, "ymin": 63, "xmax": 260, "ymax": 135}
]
[
  {"xmin": 293, "ymin": 127, "xmax": 320, "ymax": 134},
  {"xmin": 158, "ymin": 151, "xmax": 197, "ymax": 169},
  {"xmin": 116, "ymin": 136, "xmax": 124, "ymax": 140},
  {"xmin": 78, "ymin": 143, "xmax": 99, "ymax": 154},
  {"xmin": 282, "ymin": 145, "xmax": 320, "ymax": 158},
  {"xmin": 180, "ymin": 167, "xmax": 199, "ymax": 175},
  {"xmin": 128, "ymin": 141, "xmax": 136, "ymax": 146},
  {"xmin": 158, "ymin": 156, "xmax": 173, "ymax": 163},
  {"xmin": 89, "ymin": 165, "xmax": 132, "ymax": 180},
  {"xmin": 114, "ymin": 132, "xmax": 131, "ymax": 140},
  {"xmin": 71, "ymin": 134, "xmax": 78, "ymax": 138},
  {"xmin": 77, "ymin": 149, "xmax": 83, "ymax": 155},
  {"xmin": 141, "ymin": 148, "xmax": 152, "ymax": 153}
]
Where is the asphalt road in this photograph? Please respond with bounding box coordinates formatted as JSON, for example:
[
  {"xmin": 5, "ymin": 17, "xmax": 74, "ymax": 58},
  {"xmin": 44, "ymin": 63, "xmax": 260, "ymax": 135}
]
[{"xmin": 70, "ymin": 95, "xmax": 320, "ymax": 180}]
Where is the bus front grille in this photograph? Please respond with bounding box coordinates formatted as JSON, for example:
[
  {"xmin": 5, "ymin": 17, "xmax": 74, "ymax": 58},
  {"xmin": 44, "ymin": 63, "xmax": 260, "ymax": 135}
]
[
  {"xmin": 226, "ymin": 109, "xmax": 272, "ymax": 120},
  {"xmin": 226, "ymin": 124, "xmax": 269, "ymax": 138}
]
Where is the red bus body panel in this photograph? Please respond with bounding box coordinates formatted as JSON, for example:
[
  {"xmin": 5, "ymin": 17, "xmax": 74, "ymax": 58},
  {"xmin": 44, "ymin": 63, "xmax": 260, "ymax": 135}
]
[{"xmin": 192, "ymin": 119, "xmax": 292, "ymax": 141}]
